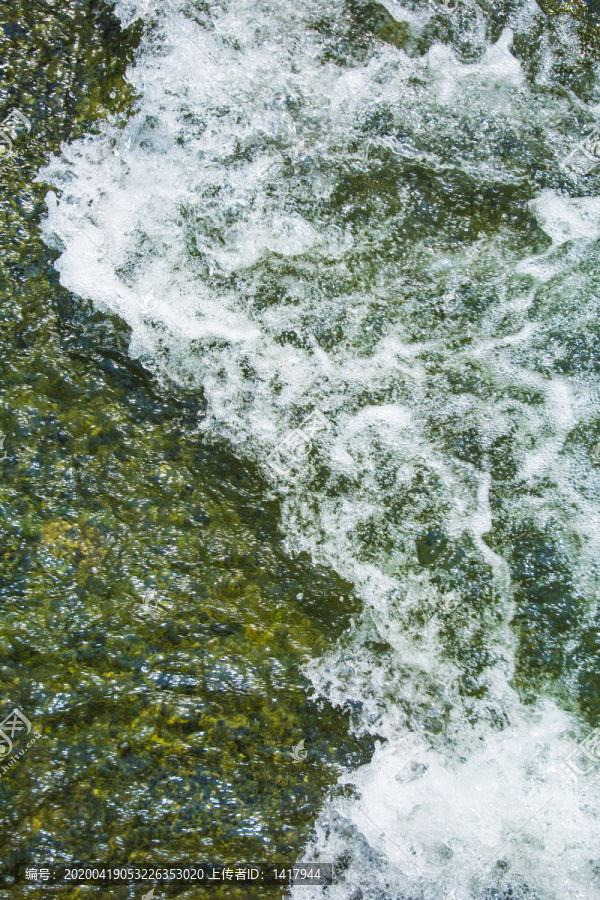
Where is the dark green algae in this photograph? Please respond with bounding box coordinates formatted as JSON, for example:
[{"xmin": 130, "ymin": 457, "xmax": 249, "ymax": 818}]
[{"xmin": 0, "ymin": 2, "xmax": 374, "ymax": 897}]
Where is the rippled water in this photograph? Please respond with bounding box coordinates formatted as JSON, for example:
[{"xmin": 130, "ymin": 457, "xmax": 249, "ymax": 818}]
[
  {"xmin": 0, "ymin": 3, "xmax": 373, "ymax": 897},
  {"xmin": 4, "ymin": 0, "xmax": 600, "ymax": 897}
]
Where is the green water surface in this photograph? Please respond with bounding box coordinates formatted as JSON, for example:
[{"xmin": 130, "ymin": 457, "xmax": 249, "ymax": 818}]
[
  {"xmin": 0, "ymin": 3, "xmax": 374, "ymax": 896},
  {"xmin": 2, "ymin": 0, "xmax": 600, "ymax": 897}
]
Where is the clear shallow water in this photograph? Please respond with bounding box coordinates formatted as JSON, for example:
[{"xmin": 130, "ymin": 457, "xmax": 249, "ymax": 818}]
[
  {"xmin": 26, "ymin": 0, "xmax": 600, "ymax": 896},
  {"xmin": 0, "ymin": 3, "xmax": 373, "ymax": 897}
]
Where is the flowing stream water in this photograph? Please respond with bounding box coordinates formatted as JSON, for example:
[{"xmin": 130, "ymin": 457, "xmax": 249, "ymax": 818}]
[{"xmin": 7, "ymin": 0, "xmax": 600, "ymax": 897}]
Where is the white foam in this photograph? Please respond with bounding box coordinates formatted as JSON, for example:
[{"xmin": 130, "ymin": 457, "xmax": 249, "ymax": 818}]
[{"xmin": 531, "ymin": 190, "xmax": 600, "ymax": 247}]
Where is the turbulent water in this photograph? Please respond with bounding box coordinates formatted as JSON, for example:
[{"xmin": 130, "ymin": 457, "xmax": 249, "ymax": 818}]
[{"xmin": 37, "ymin": 0, "xmax": 600, "ymax": 896}]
